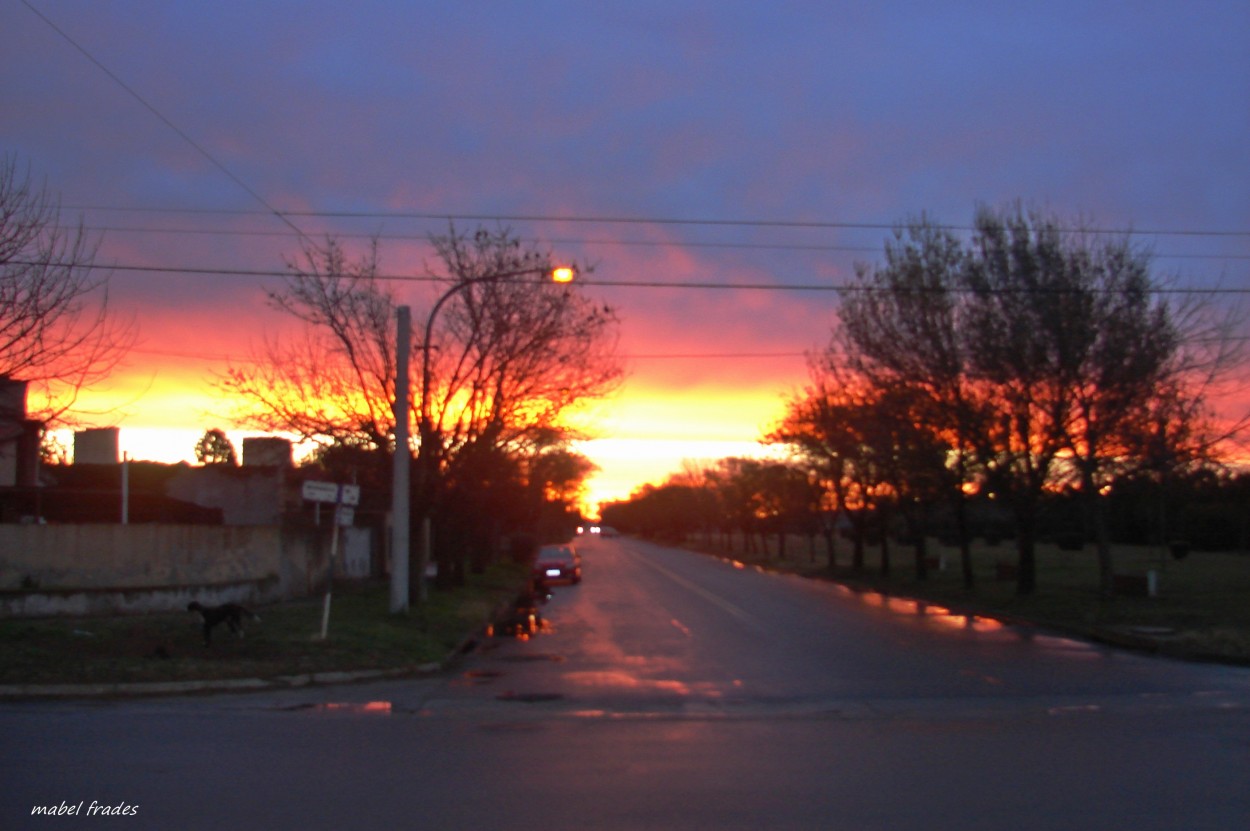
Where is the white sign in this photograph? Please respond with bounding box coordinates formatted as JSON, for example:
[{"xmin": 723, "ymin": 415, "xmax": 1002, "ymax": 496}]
[
  {"xmin": 302, "ymin": 480, "xmax": 341, "ymax": 503},
  {"xmin": 303, "ymin": 480, "xmax": 361, "ymax": 506}
]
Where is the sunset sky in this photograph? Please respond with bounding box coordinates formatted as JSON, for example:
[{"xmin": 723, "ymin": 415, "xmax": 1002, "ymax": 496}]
[{"xmin": 3, "ymin": 1, "xmax": 1248, "ymax": 511}]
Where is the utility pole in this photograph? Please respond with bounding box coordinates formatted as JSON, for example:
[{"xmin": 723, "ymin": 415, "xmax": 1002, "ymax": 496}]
[{"xmin": 389, "ymin": 306, "xmax": 411, "ymax": 613}]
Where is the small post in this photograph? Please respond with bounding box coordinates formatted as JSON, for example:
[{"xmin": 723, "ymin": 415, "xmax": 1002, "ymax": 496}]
[
  {"xmin": 418, "ymin": 516, "xmax": 431, "ymax": 603},
  {"xmin": 120, "ymin": 452, "xmax": 129, "ymax": 525},
  {"xmin": 318, "ymin": 496, "xmax": 343, "ymax": 640}
]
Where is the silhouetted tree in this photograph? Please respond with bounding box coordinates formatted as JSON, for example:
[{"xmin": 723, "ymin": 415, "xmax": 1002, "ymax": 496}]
[
  {"xmin": 829, "ymin": 205, "xmax": 1246, "ymax": 595},
  {"xmin": 772, "ymin": 377, "xmax": 903, "ymax": 573},
  {"xmin": 219, "ymin": 236, "xmax": 396, "ymax": 448},
  {"xmin": 834, "ymin": 217, "xmax": 984, "ymax": 586},
  {"xmin": 219, "ymin": 225, "xmax": 622, "ymax": 593},
  {"xmin": 194, "ymin": 429, "xmax": 237, "ymax": 466},
  {"xmin": 1, "ymin": 154, "xmax": 135, "ymax": 426}
]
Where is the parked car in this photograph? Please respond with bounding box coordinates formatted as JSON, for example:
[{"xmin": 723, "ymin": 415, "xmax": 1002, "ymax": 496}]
[{"xmin": 533, "ymin": 544, "xmax": 582, "ymax": 585}]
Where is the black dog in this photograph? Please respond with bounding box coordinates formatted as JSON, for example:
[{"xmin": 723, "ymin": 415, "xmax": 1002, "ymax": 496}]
[{"xmin": 187, "ymin": 602, "xmax": 259, "ymax": 646}]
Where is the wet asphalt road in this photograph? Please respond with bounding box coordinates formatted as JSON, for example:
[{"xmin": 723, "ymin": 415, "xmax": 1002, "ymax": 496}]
[{"xmin": 3, "ymin": 535, "xmax": 1249, "ymax": 830}]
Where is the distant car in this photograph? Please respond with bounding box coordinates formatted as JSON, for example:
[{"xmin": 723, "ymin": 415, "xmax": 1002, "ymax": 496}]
[{"xmin": 534, "ymin": 544, "xmax": 582, "ymax": 585}]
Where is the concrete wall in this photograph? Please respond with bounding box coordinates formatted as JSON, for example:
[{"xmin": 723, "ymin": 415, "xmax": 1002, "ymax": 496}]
[
  {"xmin": 0, "ymin": 524, "xmax": 332, "ymax": 617},
  {"xmin": 242, "ymin": 437, "xmax": 292, "ymax": 467},
  {"xmin": 164, "ymin": 467, "xmax": 287, "ymax": 525},
  {"xmin": 74, "ymin": 427, "xmax": 119, "ymax": 464}
]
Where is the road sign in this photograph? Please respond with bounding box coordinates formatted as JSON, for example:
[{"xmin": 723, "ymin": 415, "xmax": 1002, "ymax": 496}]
[
  {"xmin": 301, "ymin": 480, "xmax": 341, "ymax": 503},
  {"xmin": 303, "ymin": 480, "xmax": 362, "ymax": 506}
]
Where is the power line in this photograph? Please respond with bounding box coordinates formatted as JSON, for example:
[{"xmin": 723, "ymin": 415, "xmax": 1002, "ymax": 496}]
[
  {"xmin": 582, "ymin": 277, "xmax": 1250, "ymax": 296},
  {"xmin": 130, "ymin": 345, "xmax": 809, "ymax": 364},
  {"xmin": 13, "ymin": 259, "xmax": 1244, "ymax": 296},
  {"xmin": 20, "ymin": 0, "xmax": 309, "ymax": 242},
  {"xmin": 59, "ymin": 204, "xmax": 1250, "ymax": 240},
  {"xmin": 627, "ymin": 352, "xmax": 809, "ymax": 360},
  {"xmin": 61, "ymin": 223, "xmax": 1250, "ymax": 261},
  {"xmin": 75, "ymin": 224, "xmax": 882, "ymax": 255},
  {"xmin": 284, "ymin": 210, "xmax": 1250, "ymax": 239}
]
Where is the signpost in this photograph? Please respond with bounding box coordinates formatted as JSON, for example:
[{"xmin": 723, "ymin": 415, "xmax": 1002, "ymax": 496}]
[
  {"xmin": 302, "ymin": 481, "xmax": 360, "ymax": 506},
  {"xmin": 302, "ymin": 481, "xmax": 362, "ymax": 640}
]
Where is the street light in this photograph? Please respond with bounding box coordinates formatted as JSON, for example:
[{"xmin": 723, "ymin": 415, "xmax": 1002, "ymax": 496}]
[{"xmin": 407, "ymin": 264, "xmax": 576, "ymax": 603}]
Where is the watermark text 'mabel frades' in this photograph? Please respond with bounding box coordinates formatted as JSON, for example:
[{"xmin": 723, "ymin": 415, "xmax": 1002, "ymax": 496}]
[{"xmin": 31, "ymin": 800, "xmax": 139, "ymax": 817}]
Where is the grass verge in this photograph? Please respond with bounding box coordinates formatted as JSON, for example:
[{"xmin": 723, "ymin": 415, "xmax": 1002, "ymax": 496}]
[
  {"xmin": 683, "ymin": 533, "xmax": 1250, "ymax": 665},
  {"xmin": 0, "ymin": 563, "xmax": 528, "ymax": 686}
]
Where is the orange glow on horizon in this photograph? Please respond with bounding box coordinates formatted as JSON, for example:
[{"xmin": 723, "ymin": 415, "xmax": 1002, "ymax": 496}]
[{"xmin": 51, "ymin": 345, "xmax": 795, "ymax": 513}]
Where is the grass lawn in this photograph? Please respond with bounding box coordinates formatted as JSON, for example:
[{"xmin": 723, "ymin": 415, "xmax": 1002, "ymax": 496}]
[
  {"xmin": 0, "ymin": 563, "xmax": 529, "ymax": 687},
  {"xmin": 684, "ymin": 532, "xmax": 1250, "ymax": 664}
]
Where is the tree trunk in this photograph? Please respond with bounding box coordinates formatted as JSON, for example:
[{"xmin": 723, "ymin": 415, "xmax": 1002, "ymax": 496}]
[
  {"xmin": 880, "ymin": 530, "xmax": 892, "ymax": 577},
  {"xmin": 905, "ymin": 507, "xmax": 928, "ymax": 581},
  {"xmin": 913, "ymin": 533, "xmax": 929, "ymax": 581},
  {"xmin": 1083, "ymin": 469, "xmax": 1115, "ymax": 596},
  {"xmin": 956, "ymin": 493, "xmax": 975, "ymax": 589},
  {"xmin": 1014, "ymin": 498, "xmax": 1038, "ymax": 596}
]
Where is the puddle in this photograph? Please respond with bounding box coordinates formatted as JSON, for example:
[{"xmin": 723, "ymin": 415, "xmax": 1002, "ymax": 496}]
[
  {"xmin": 839, "ymin": 584, "xmax": 1011, "ymax": 634},
  {"xmin": 465, "ymin": 669, "xmax": 504, "ymax": 679},
  {"xmin": 282, "ymin": 701, "xmax": 394, "ymax": 715},
  {"xmin": 499, "ymin": 653, "xmax": 565, "ymax": 663},
  {"xmin": 496, "ymin": 691, "xmax": 564, "ymax": 703}
]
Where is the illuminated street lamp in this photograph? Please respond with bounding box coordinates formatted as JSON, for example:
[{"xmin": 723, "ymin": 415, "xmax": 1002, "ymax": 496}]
[{"xmin": 404, "ymin": 264, "xmax": 576, "ymax": 603}]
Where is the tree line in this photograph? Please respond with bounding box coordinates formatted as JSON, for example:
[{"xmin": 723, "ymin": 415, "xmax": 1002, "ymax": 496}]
[{"xmin": 604, "ymin": 206, "xmax": 1247, "ymax": 596}]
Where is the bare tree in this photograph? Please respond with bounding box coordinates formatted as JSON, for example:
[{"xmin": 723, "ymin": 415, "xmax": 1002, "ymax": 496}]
[
  {"xmin": 0, "ymin": 154, "xmax": 134, "ymax": 424},
  {"xmin": 425, "ymin": 226, "xmax": 623, "ymax": 465},
  {"xmin": 221, "ymin": 227, "xmax": 622, "ymax": 458},
  {"xmin": 219, "ymin": 225, "xmax": 623, "ymax": 586},
  {"xmin": 960, "ymin": 206, "xmax": 1244, "ymax": 594},
  {"xmin": 835, "ymin": 218, "xmax": 985, "ymax": 586},
  {"xmin": 220, "ymin": 236, "xmax": 396, "ymax": 449},
  {"xmin": 420, "ymin": 226, "xmax": 622, "ymax": 584}
]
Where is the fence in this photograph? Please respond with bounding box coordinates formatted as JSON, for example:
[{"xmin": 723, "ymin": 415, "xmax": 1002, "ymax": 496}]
[{"xmin": 0, "ymin": 523, "xmax": 334, "ymax": 617}]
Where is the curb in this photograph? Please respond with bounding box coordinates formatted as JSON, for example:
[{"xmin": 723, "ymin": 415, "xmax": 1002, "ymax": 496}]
[
  {"xmin": 0, "ymin": 618, "xmax": 504, "ymax": 702},
  {"xmin": 0, "ymin": 663, "xmax": 447, "ymax": 701}
]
